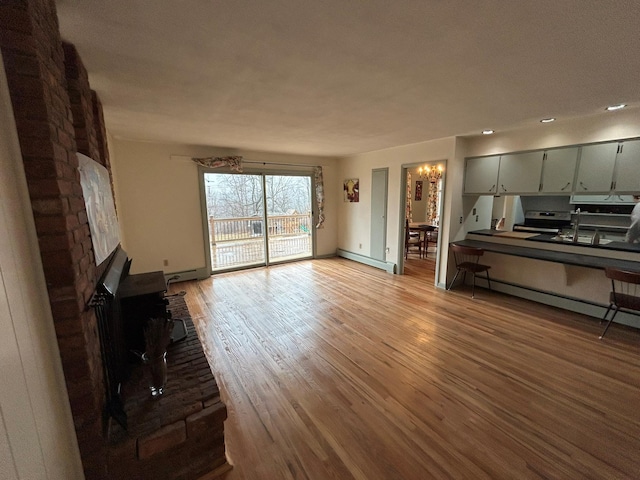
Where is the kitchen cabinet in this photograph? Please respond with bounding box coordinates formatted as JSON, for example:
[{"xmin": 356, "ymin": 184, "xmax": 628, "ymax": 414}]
[
  {"xmin": 464, "ymin": 137, "xmax": 639, "ymax": 197},
  {"xmin": 496, "ymin": 151, "xmax": 543, "ymax": 194},
  {"xmin": 570, "ymin": 194, "xmax": 636, "ymax": 205},
  {"xmin": 574, "ymin": 142, "xmax": 618, "ymax": 193},
  {"xmin": 612, "ymin": 139, "xmax": 640, "ymax": 193},
  {"xmin": 464, "ymin": 155, "xmax": 499, "ymax": 194},
  {"xmin": 540, "ymin": 147, "xmax": 578, "ymax": 193}
]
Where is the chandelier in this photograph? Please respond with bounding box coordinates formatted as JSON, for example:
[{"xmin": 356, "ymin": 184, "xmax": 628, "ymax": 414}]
[{"xmin": 417, "ymin": 164, "xmax": 444, "ymax": 183}]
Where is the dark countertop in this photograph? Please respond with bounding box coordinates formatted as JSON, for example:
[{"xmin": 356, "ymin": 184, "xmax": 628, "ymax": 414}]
[
  {"xmin": 456, "ymin": 238, "xmax": 640, "ymax": 271},
  {"xmin": 469, "ymin": 230, "xmax": 640, "ymax": 253},
  {"xmin": 527, "ymin": 233, "xmax": 640, "ymax": 253}
]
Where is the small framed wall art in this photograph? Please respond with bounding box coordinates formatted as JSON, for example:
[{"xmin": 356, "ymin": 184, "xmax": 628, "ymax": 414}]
[{"xmin": 344, "ymin": 178, "xmax": 359, "ymax": 202}]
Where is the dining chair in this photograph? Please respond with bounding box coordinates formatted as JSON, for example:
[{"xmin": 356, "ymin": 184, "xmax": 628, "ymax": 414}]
[
  {"xmin": 599, "ymin": 267, "xmax": 640, "ymax": 339},
  {"xmin": 405, "ymin": 219, "xmax": 423, "ymax": 259},
  {"xmin": 447, "ymin": 243, "xmax": 491, "ymax": 298},
  {"xmin": 424, "ymin": 226, "xmax": 438, "ymax": 256}
]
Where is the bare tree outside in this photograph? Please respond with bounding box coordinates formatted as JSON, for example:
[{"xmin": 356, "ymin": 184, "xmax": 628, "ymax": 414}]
[
  {"xmin": 206, "ymin": 174, "xmax": 311, "ymax": 217},
  {"xmin": 204, "ymin": 172, "xmax": 313, "ymax": 271}
]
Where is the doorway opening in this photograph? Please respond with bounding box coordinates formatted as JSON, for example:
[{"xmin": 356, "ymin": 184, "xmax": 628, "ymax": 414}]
[
  {"xmin": 203, "ymin": 172, "xmax": 314, "ymax": 272},
  {"xmin": 400, "ymin": 162, "xmax": 446, "ymax": 284}
]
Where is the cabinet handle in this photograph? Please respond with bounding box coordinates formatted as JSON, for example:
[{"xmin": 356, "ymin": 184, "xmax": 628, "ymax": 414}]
[
  {"xmin": 489, "ymin": 184, "xmax": 495, "ymax": 192},
  {"xmin": 501, "ymin": 184, "xmax": 507, "ymax": 192},
  {"xmin": 560, "ymin": 182, "xmax": 570, "ymax": 191},
  {"xmin": 579, "ymin": 182, "xmax": 588, "ymax": 191}
]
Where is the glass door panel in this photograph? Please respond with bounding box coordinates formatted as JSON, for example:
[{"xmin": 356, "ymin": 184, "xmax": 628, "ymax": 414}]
[
  {"xmin": 265, "ymin": 175, "xmax": 313, "ymax": 263},
  {"xmin": 204, "ymin": 173, "xmax": 266, "ymax": 271}
]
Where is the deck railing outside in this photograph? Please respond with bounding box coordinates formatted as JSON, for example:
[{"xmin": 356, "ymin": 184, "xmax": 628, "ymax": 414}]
[{"xmin": 209, "ymin": 214, "xmax": 312, "ymax": 270}]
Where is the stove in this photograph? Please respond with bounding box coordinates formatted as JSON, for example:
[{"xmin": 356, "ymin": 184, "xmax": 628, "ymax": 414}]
[{"xmin": 513, "ymin": 210, "xmax": 572, "ymax": 234}]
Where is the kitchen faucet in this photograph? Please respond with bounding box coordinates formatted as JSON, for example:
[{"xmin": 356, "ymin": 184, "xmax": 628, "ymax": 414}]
[{"xmin": 572, "ymin": 208, "xmax": 581, "ymax": 242}]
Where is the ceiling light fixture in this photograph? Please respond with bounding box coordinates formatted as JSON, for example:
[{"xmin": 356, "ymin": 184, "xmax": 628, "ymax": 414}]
[
  {"xmin": 482, "ymin": 129, "xmax": 494, "ymax": 135},
  {"xmin": 540, "ymin": 118, "xmax": 556, "ymax": 123},
  {"xmin": 417, "ymin": 164, "xmax": 444, "ymax": 183},
  {"xmin": 606, "ymin": 104, "xmax": 626, "ymax": 111}
]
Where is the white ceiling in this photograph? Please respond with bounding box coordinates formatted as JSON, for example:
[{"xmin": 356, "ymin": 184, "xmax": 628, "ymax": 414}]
[{"xmin": 55, "ymin": 0, "xmax": 640, "ymax": 157}]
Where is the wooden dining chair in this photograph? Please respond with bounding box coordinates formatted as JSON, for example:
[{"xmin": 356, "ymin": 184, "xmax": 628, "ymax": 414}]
[
  {"xmin": 424, "ymin": 226, "xmax": 438, "ymax": 256},
  {"xmin": 447, "ymin": 243, "xmax": 491, "ymax": 298},
  {"xmin": 599, "ymin": 267, "xmax": 640, "ymax": 339},
  {"xmin": 405, "ymin": 219, "xmax": 422, "ymax": 259}
]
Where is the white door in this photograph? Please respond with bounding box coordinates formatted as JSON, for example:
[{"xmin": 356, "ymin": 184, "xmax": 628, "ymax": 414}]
[{"xmin": 370, "ymin": 168, "xmax": 388, "ymax": 261}]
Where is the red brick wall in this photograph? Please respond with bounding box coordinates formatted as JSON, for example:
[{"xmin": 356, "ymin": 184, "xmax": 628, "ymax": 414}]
[
  {"xmin": 63, "ymin": 41, "xmax": 101, "ymax": 163},
  {"xmin": 92, "ymin": 90, "xmax": 111, "ymax": 169},
  {"xmin": 0, "ymin": 0, "xmax": 107, "ymax": 478},
  {"xmin": 1, "ymin": 3, "xmax": 228, "ymax": 479}
]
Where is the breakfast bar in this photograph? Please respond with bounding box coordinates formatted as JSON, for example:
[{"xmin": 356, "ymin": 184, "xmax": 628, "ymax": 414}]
[{"xmin": 452, "ymin": 230, "xmax": 640, "ymax": 330}]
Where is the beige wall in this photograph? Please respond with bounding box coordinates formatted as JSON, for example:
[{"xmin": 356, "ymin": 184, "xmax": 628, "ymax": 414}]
[
  {"xmin": 0, "ymin": 55, "xmax": 84, "ymax": 480},
  {"xmin": 338, "ymin": 137, "xmax": 457, "ymax": 285},
  {"xmin": 465, "ymin": 107, "xmax": 640, "ymax": 156},
  {"xmin": 111, "ymin": 138, "xmax": 339, "ymax": 274}
]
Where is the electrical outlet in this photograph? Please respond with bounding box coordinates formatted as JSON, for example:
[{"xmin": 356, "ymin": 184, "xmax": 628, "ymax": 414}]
[
  {"xmin": 459, "ymin": 216, "xmax": 463, "ymax": 224},
  {"xmin": 163, "ymin": 259, "xmax": 169, "ymax": 266},
  {"xmin": 475, "ymin": 215, "xmax": 479, "ymax": 222}
]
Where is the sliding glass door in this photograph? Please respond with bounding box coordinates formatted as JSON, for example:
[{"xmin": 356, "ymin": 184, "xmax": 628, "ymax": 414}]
[{"xmin": 203, "ymin": 172, "xmax": 313, "ymax": 272}]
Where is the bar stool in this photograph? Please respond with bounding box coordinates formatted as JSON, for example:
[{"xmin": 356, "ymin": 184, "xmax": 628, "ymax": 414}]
[
  {"xmin": 447, "ymin": 243, "xmax": 491, "ymax": 298},
  {"xmin": 600, "ymin": 267, "xmax": 640, "ymax": 339}
]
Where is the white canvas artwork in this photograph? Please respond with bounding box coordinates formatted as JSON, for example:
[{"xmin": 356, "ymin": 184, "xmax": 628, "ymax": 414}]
[{"xmin": 77, "ymin": 152, "xmax": 120, "ymax": 265}]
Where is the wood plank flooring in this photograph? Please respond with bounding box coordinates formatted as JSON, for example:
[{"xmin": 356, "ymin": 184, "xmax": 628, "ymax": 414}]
[{"xmin": 178, "ymin": 257, "xmax": 640, "ymax": 480}]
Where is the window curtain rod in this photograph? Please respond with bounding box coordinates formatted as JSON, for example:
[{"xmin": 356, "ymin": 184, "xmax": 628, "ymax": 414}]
[{"xmin": 242, "ymin": 160, "xmax": 318, "ymax": 168}]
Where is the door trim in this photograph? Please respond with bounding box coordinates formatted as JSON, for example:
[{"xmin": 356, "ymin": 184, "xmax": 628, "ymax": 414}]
[{"xmin": 398, "ymin": 161, "xmax": 447, "ymax": 285}]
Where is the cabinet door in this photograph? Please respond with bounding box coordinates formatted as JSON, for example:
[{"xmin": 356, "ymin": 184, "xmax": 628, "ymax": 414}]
[
  {"xmin": 464, "ymin": 156, "xmax": 499, "ymax": 194},
  {"xmin": 540, "ymin": 147, "xmax": 578, "ymax": 193},
  {"xmin": 613, "ymin": 139, "xmax": 640, "ymax": 193},
  {"xmin": 497, "ymin": 151, "xmax": 544, "ymax": 194},
  {"xmin": 570, "ymin": 194, "xmax": 613, "ymax": 204},
  {"xmin": 575, "ymin": 143, "xmax": 617, "ymax": 193}
]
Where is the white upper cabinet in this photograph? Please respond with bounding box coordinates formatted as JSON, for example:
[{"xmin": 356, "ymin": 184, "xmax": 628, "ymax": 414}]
[
  {"xmin": 570, "ymin": 194, "xmax": 636, "ymax": 204},
  {"xmin": 464, "ymin": 155, "xmax": 500, "ymax": 194},
  {"xmin": 540, "ymin": 147, "xmax": 578, "ymax": 193},
  {"xmin": 612, "ymin": 139, "xmax": 640, "ymax": 193},
  {"xmin": 575, "ymin": 142, "xmax": 618, "ymax": 193},
  {"xmin": 496, "ymin": 151, "xmax": 544, "ymax": 194}
]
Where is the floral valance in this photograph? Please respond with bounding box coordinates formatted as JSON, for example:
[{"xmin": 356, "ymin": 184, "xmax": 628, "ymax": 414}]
[{"xmin": 191, "ymin": 155, "xmax": 243, "ymax": 172}]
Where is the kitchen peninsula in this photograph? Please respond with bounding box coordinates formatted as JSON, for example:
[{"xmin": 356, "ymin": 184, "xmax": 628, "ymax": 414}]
[{"xmin": 457, "ymin": 228, "xmax": 640, "ymax": 329}]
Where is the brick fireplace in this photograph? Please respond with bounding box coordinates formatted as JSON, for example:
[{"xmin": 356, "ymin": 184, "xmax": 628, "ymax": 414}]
[{"xmin": 0, "ymin": 1, "xmax": 227, "ymax": 478}]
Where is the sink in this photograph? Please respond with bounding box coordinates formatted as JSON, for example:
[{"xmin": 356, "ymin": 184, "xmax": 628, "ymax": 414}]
[{"xmin": 551, "ymin": 235, "xmax": 612, "ymax": 245}]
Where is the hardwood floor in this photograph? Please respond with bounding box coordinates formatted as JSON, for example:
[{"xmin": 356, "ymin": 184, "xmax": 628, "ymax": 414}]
[{"xmin": 178, "ymin": 257, "xmax": 640, "ymax": 480}]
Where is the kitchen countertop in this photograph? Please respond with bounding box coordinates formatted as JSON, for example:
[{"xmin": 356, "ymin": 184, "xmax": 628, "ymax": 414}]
[
  {"xmin": 455, "ymin": 238, "xmax": 640, "ymax": 271},
  {"xmin": 469, "ymin": 229, "xmax": 640, "ymax": 253}
]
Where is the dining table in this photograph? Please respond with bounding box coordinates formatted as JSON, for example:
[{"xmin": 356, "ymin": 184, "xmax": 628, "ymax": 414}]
[{"xmin": 409, "ymin": 223, "xmax": 439, "ymax": 255}]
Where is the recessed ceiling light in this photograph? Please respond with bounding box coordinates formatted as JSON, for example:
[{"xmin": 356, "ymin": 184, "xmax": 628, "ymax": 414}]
[
  {"xmin": 482, "ymin": 129, "xmax": 494, "ymax": 135},
  {"xmin": 606, "ymin": 104, "xmax": 626, "ymax": 111},
  {"xmin": 540, "ymin": 118, "xmax": 556, "ymax": 123}
]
